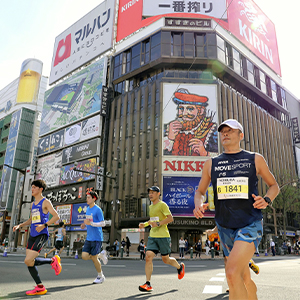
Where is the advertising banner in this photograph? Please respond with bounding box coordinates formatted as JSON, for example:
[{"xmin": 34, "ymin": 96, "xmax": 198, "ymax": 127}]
[
  {"xmin": 64, "ymin": 123, "xmax": 81, "ymax": 146},
  {"xmin": 71, "ymin": 203, "xmax": 89, "ymax": 224},
  {"xmin": 60, "ymin": 158, "xmax": 97, "ymax": 185},
  {"xmin": 49, "ymin": 0, "xmax": 115, "ymax": 84},
  {"xmin": 62, "ymin": 138, "xmax": 100, "ymax": 165},
  {"xmin": 162, "ymin": 156, "xmax": 209, "ymax": 175},
  {"xmin": 163, "ymin": 83, "xmax": 218, "ymax": 157},
  {"xmin": 143, "ymin": 0, "xmax": 227, "ymax": 19},
  {"xmin": 37, "ymin": 135, "xmax": 50, "ymax": 155},
  {"xmin": 80, "ymin": 114, "xmax": 101, "ymax": 141},
  {"xmin": 49, "ymin": 129, "xmax": 65, "ymax": 152},
  {"xmin": 163, "ymin": 176, "xmax": 215, "ymax": 217},
  {"xmin": 227, "ymin": 0, "xmax": 281, "ymax": 76},
  {"xmin": 0, "ymin": 109, "xmax": 22, "ymax": 208},
  {"xmin": 36, "ymin": 152, "xmax": 62, "ymax": 187},
  {"xmin": 40, "ymin": 57, "xmax": 107, "ymax": 136},
  {"xmin": 55, "ymin": 204, "xmax": 72, "ymax": 225}
]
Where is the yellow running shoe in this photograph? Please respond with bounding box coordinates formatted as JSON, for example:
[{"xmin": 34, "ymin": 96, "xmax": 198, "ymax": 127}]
[{"xmin": 249, "ymin": 259, "xmax": 259, "ymax": 275}]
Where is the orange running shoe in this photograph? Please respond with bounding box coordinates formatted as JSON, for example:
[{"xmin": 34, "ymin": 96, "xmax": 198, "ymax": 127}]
[
  {"xmin": 26, "ymin": 285, "xmax": 47, "ymax": 295},
  {"xmin": 139, "ymin": 283, "xmax": 153, "ymax": 292},
  {"xmin": 178, "ymin": 262, "xmax": 185, "ymax": 279},
  {"xmin": 51, "ymin": 255, "xmax": 62, "ymax": 275}
]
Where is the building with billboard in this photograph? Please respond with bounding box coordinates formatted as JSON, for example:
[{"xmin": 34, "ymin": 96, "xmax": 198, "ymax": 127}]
[
  {"xmin": 36, "ymin": 0, "xmax": 115, "ymax": 246},
  {"xmin": 0, "ymin": 59, "xmax": 48, "ymax": 243},
  {"xmin": 104, "ymin": 0, "xmax": 299, "ymax": 252}
]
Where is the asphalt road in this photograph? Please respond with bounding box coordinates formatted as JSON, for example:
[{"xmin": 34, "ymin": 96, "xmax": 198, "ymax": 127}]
[{"xmin": 0, "ymin": 254, "xmax": 299, "ymax": 299}]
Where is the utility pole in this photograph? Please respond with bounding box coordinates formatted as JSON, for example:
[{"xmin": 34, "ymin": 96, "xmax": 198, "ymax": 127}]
[
  {"xmin": 3, "ymin": 164, "xmax": 30, "ymax": 251},
  {"xmin": 110, "ymin": 146, "xmax": 120, "ymax": 245}
]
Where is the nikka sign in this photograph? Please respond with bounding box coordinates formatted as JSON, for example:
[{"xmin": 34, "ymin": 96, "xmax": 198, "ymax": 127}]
[
  {"xmin": 162, "ymin": 156, "xmax": 209, "ymax": 175},
  {"xmin": 227, "ymin": 0, "xmax": 281, "ymax": 76}
]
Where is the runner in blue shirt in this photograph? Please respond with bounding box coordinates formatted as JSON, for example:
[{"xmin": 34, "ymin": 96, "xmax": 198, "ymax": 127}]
[
  {"xmin": 13, "ymin": 179, "xmax": 62, "ymax": 296},
  {"xmin": 80, "ymin": 191, "xmax": 108, "ymax": 284}
]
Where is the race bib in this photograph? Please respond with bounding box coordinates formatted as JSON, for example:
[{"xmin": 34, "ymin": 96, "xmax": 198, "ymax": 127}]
[
  {"xmin": 86, "ymin": 214, "xmax": 93, "ymax": 222},
  {"xmin": 150, "ymin": 217, "xmax": 159, "ymax": 222},
  {"xmin": 217, "ymin": 177, "xmax": 248, "ymax": 200},
  {"xmin": 32, "ymin": 208, "xmax": 41, "ymax": 224}
]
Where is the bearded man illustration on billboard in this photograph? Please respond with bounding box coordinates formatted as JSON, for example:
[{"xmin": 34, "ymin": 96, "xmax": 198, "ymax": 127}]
[{"xmin": 164, "ymin": 88, "xmax": 218, "ymax": 156}]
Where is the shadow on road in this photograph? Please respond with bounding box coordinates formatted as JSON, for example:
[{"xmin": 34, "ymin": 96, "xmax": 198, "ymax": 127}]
[
  {"xmin": 205, "ymin": 292, "xmax": 229, "ymax": 299},
  {"xmin": 0, "ymin": 283, "xmax": 91, "ymax": 299},
  {"xmin": 115, "ymin": 289, "xmax": 178, "ymax": 300}
]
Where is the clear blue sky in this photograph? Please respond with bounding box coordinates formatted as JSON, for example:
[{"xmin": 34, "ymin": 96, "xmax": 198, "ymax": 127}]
[{"xmin": 0, "ymin": 0, "xmax": 299, "ymax": 98}]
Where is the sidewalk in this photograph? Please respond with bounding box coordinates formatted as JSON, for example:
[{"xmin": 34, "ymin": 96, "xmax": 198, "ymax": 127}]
[{"xmin": 1, "ymin": 245, "xmax": 295, "ymax": 261}]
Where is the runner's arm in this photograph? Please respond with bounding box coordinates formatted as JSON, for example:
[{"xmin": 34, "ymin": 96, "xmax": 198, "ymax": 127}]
[
  {"xmin": 90, "ymin": 220, "xmax": 106, "ymax": 227},
  {"xmin": 44, "ymin": 199, "xmax": 59, "ymax": 225},
  {"xmin": 13, "ymin": 203, "xmax": 33, "ymax": 231},
  {"xmin": 253, "ymin": 154, "xmax": 280, "ymax": 209},
  {"xmin": 194, "ymin": 159, "xmax": 212, "ymax": 218}
]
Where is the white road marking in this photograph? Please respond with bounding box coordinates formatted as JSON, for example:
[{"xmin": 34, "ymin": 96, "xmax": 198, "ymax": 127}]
[
  {"xmin": 209, "ymin": 277, "xmax": 225, "ymax": 282},
  {"xmin": 103, "ymin": 265, "xmax": 126, "ymax": 267},
  {"xmin": 187, "ymin": 265, "xmax": 207, "ymax": 268},
  {"xmin": 216, "ymin": 272, "xmax": 226, "ymax": 276},
  {"xmin": 203, "ymin": 285, "xmax": 223, "ymax": 294}
]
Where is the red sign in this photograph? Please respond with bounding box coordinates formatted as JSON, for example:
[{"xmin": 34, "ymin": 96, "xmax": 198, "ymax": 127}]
[
  {"xmin": 163, "ymin": 158, "xmax": 208, "ymax": 173},
  {"xmin": 227, "ymin": 0, "xmax": 281, "ymax": 76}
]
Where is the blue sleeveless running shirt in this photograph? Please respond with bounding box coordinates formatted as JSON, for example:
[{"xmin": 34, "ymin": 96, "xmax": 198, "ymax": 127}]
[
  {"xmin": 30, "ymin": 198, "xmax": 49, "ymax": 237},
  {"xmin": 211, "ymin": 150, "xmax": 262, "ymax": 229}
]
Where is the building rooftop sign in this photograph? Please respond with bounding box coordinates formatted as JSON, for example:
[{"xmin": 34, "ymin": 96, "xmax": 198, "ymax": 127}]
[{"xmin": 49, "ymin": 0, "xmax": 115, "ymax": 85}]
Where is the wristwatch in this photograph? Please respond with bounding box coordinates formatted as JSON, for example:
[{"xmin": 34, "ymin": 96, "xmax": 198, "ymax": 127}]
[
  {"xmin": 44, "ymin": 223, "xmax": 48, "ymax": 228},
  {"xmin": 264, "ymin": 197, "xmax": 272, "ymax": 206},
  {"xmin": 156, "ymin": 222, "xmax": 160, "ymax": 227}
]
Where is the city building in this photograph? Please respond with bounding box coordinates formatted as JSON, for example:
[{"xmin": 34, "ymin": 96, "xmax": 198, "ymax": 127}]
[
  {"xmin": 104, "ymin": 0, "xmax": 299, "ymax": 251},
  {"xmin": 0, "ymin": 59, "xmax": 47, "ymax": 244}
]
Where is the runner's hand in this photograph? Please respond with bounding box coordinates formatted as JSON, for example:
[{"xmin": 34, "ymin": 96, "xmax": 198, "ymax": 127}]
[
  {"xmin": 252, "ymin": 194, "xmax": 268, "ymax": 209},
  {"xmin": 193, "ymin": 203, "xmax": 209, "ymax": 219},
  {"xmin": 80, "ymin": 223, "xmax": 86, "ymax": 229},
  {"xmin": 35, "ymin": 224, "xmax": 45, "ymax": 233},
  {"xmin": 13, "ymin": 225, "xmax": 20, "ymax": 232}
]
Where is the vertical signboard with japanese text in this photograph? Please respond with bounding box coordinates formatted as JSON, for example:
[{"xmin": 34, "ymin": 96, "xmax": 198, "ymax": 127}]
[
  {"xmin": 49, "ymin": 0, "xmax": 115, "ymax": 84},
  {"xmin": 0, "ymin": 109, "xmax": 22, "ymax": 208}
]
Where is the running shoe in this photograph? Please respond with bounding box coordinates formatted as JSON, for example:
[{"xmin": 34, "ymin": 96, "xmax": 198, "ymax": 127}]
[
  {"xmin": 249, "ymin": 259, "xmax": 259, "ymax": 275},
  {"xmin": 93, "ymin": 275, "xmax": 105, "ymax": 284},
  {"xmin": 139, "ymin": 283, "xmax": 153, "ymax": 292},
  {"xmin": 177, "ymin": 262, "xmax": 185, "ymax": 279},
  {"xmin": 98, "ymin": 250, "xmax": 108, "ymax": 265},
  {"xmin": 51, "ymin": 255, "xmax": 62, "ymax": 275},
  {"xmin": 26, "ymin": 286, "xmax": 47, "ymax": 295}
]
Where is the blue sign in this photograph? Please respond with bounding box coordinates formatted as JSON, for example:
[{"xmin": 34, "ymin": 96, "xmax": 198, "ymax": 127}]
[
  {"xmin": 163, "ymin": 176, "xmax": 215, "ymax": 217},
  {"xmin": 66, "ymin": 226, "xmax": 86, "ymax": 232},
  {"xmin": 71, "ymin": 203, "xmax": 88, "ymax": 224}
]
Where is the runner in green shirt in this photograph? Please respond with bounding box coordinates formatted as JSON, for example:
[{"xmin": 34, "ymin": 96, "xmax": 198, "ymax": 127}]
[{"xmin": 138, "ymin": 186, "xmax": 185, "ymax": 292}]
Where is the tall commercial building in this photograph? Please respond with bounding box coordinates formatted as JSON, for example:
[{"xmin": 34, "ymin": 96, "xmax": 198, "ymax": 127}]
[
  {"xmin": 105, "ymin": 0, "xmax": 299, "ymax": 251},
  {"xmin": 0, "ymin": 59, "xmax": 47, "ymax": 243}
]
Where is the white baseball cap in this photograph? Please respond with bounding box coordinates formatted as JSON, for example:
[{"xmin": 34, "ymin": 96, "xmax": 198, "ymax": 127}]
[{"xmin": 218, "ymin": 119, "xmax": 243, "ymax": 133}]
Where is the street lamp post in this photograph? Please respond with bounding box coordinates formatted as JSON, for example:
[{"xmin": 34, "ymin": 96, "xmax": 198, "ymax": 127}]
[{"xmin": 3, "ymin": 164, "xmax": 31, "ymax": 251}]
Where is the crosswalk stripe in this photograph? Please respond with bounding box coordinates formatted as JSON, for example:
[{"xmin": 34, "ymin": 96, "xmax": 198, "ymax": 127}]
[{"xmin": 203, "ymin": 285, "xmax": 223, "ymax": 294}]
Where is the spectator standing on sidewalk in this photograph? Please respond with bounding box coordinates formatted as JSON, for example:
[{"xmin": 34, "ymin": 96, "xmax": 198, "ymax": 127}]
[
  {"xmin": 270, "ymin": 239, "xmax": 276, "ymax": 256},
  {"xmin": 126, "ymin": 236, "xmax": 131, "ymax": 257},
  {"xmin": 179, "ymin": 237, "xmax": 185, "ymax": 259},
  {"xmin": 195, "ymin": 239, "xmax": 202, "ymax": 258}
]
